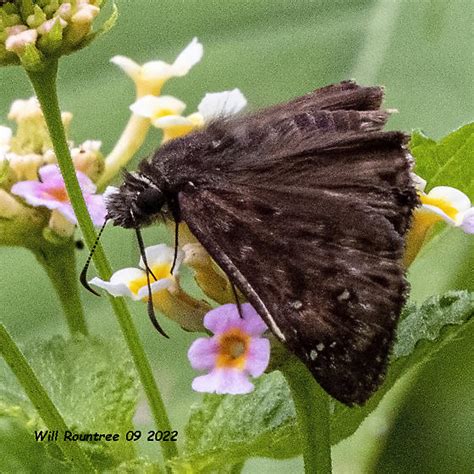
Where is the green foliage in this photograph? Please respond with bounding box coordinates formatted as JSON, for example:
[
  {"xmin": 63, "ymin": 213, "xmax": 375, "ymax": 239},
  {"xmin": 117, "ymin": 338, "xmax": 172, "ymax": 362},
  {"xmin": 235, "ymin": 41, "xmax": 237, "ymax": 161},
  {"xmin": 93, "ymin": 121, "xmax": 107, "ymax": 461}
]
[
  {"xmin": 169, "ymin": 372, "xmax": 299, "ymax": 473},
  {"xmin": 411, "ymin": 123, "xmax": 474, "ymax": 195},
  {"xmin": 171, "ymin": 291, "xmax": 473, "ymax": 472},
  {"xmin": 0, "ymin": 336, "xmax": 139, "ymax": 471}
]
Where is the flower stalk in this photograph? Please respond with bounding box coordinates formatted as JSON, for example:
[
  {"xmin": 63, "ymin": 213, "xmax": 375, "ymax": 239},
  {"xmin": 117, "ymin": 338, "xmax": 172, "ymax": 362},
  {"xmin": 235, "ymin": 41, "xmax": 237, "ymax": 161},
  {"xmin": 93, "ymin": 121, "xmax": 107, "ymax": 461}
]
[
  {"xmin": 281, "ymin": 357, "xmax": 332, "ymax": 474},
  {"xmin": 0, "ymin": 323, "xmax": 95, "ymax": 473},
  {"xmin": 33, "ymin": 239, "xmax": 89, "ymax": 335},
  {"xmin": 26, "ymin": 59, "xmax": 178, "ymax": 464}
]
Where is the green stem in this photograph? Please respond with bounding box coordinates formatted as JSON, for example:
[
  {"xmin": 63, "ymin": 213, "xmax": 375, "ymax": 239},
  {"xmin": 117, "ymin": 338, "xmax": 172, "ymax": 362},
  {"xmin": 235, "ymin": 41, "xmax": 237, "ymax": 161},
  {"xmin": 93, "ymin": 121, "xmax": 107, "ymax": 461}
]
[
  {"xmin": 0, "ymin": 323, "xmax": 95, "ymax": 473},
  {"xmin": 34, "ymin": 240, "xmax": 89, "ymax": 336},
  {"xmin": 281, "ymin": 358, "xmax": 332, "ymax": 474},
  {"xmin": 27, "ymin": 60, "xmax": 178, "ymax": 464}
]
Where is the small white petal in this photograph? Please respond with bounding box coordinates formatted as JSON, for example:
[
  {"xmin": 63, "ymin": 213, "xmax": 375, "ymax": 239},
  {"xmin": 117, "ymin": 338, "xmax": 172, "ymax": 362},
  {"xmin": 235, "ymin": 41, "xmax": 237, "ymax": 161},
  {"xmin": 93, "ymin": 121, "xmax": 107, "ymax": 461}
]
[
  {"xmin": 137, "ymin": 278, "xmax": 174, "ymax": 299},
  {"xmin": 89, "ymin": 276, "xmax": 134, "ymax": 299},
  {"xmin": 0, "ymin": 126, "xmax": 12, "ymax": 145},
  {"xmin": 140, "ymin": 60, "xmax": 174, "ymax": 81},
  {"xmin": 411, "ymin": 173, "xmax": 426, "ymax": 191},
  {"xmin": 139, "ymin": 244, "xmax": 184, "ymax": 275},
  {"xmin": 110, "ymin": 55, "xmax": 141, "ymax": 81},
  {"xmin": 81, "ymin": 140, "xmax": 102, "ymax": 152},
  {"xmin": 130, "ymin": 95, "xmax": 186, "ymax": 118},
  {"xmin": 421, "ymin": 204, "xmax": 457, "ymax": 226},
  {"xmin": 152, "ymin": 115, "xmax": 193, "ymax": 128},
  {"xmin": 171, "ymin": 37, "xmax": 203, "ymax": 77},
  {"xmin": 460, "ymin": 208, "xmax": 474, "ymax": 233},
  {"xmin": 427, "ymin": 186, "xmax": 471, "ymax": 212},
  {"xmin": 198, "ymin": 89, "xmax": 247, "ymax": 121}
]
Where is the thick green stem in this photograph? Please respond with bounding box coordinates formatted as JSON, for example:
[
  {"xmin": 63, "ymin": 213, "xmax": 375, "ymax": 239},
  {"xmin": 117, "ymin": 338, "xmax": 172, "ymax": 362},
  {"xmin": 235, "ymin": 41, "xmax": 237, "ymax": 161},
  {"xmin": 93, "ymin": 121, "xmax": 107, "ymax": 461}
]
[
  {"xmin": 0, "ymin": 324, "xmax": 95, "ymax": 473},
  {"xmin": 34, "ymin": 240, "xmax": 89, "ymax": 335},
  {"xmin": 281, "ymin": 358, "xmax": 332, "ymax": 474},
  {"xmin": 27, "ymin": 60, "xmax": 178, "ymax": 464}
]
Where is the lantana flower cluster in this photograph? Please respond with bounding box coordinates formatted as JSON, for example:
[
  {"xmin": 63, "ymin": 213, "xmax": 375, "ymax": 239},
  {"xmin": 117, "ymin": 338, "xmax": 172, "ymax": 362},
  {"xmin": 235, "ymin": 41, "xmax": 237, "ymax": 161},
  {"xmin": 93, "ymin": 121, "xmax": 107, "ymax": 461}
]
[
  {"xmin": 0, "ymin": 0, "xmax": 111, "ymax": 70},
  {"xmin": 0, "ymin": 96, "xmax": 106, "ymax": 241}
]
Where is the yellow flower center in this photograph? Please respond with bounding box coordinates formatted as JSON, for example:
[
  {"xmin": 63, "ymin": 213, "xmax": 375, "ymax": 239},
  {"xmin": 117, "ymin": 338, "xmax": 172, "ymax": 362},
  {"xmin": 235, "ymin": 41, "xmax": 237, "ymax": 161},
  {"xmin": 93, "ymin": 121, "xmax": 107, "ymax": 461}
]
[
  {"xmin": 216, "ymin": 328, "xmax": 250, "ymax": 370},
  {"xmin": 47, "ymin": 187, "xmax": 69, "ymax": 202},
  {"xmin": 152, "ymin": 108, "xmax": 180, "ymax": 120},
  {"xmin": 127, "ymin": 263, "xmax": 173, "ymax": 296}
]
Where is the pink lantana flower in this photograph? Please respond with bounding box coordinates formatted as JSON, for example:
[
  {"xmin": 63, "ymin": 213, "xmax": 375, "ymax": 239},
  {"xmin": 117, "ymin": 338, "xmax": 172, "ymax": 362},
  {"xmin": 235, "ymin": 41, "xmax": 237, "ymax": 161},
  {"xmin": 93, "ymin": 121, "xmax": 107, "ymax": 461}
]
[
  {"xmin": 11, "ymin": 164, "xmax": 106, "ymax": 226},
  {"xmin": 188, "ymin": 303, "xmax": 270, "ymax": 394}
]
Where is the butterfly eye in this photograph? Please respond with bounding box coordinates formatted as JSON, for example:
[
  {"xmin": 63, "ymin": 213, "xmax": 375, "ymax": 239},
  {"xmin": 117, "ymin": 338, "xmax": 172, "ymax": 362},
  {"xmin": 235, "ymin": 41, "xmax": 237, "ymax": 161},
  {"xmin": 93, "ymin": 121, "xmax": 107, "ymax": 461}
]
[{"xmin": 135, "ymin": 187, "xmax": 164, "ymax": 215}]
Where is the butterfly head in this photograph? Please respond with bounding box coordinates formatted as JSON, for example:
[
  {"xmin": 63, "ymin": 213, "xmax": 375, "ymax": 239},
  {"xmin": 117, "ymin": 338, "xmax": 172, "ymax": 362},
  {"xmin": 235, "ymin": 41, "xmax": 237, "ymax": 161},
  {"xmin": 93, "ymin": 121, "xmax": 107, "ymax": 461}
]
[{"xmin": 105, "ymin": 171, "xmax": 165, "ymax": 228}]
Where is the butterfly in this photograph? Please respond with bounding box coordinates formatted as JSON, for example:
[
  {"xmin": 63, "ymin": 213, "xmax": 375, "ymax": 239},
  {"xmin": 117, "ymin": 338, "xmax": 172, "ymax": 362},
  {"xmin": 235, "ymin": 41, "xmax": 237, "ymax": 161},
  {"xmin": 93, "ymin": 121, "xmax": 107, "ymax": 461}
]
[{"xmin": 101, "ymin": 81, "xmax": 418, "ymax": 405}]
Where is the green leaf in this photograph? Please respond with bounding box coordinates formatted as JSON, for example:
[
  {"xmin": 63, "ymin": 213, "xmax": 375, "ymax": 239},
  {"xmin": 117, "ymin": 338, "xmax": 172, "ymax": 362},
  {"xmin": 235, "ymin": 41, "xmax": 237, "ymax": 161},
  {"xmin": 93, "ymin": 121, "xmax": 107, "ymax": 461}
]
[
  {"xmin": 0, "ymin": 417, "xmax": 70, "ymax": 473},
  {"xmin": 0, "ymin": 335, "xmax": 139, "ymax": 470},
  {"xmin": 411, "ymin": 123, "xmax": 474, "ymax": 195},
  {"xmin": 169, "ymin": 372, "xmax": 300, "ymax": 473},
  {"xmin": 173, "ymin": 291, "xmax": 473, "ymax": 472},
  {"xmin": 112, "ymin": 458, "xmax": 164, "ymax": 473}
]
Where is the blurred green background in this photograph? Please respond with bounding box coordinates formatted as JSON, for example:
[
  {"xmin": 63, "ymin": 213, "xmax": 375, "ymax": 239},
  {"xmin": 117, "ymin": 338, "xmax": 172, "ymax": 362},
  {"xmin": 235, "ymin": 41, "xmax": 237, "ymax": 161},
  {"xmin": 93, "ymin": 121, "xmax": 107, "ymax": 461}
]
[{"xmin": 0, "ymin": 0, "xmax": 473, "ymax": 472}]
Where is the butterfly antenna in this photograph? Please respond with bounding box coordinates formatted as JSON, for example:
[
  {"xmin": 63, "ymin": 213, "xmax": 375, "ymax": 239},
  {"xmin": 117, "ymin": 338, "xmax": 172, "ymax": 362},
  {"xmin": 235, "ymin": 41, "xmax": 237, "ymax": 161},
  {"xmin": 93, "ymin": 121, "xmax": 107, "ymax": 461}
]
[
  {"xmin": 135, "ymin": 228, "xmax": 169, "ymax": 338},
  {"xmin": 80, "ymin": 219, "xmax": 109, "ymax": 296},
  {"xmin": 170, "ymin": 220, "xmax": 180, "ymax": 275},
  {"xmin": 230, "ymin": 280, "xmax": 243, "ymax": 318}
]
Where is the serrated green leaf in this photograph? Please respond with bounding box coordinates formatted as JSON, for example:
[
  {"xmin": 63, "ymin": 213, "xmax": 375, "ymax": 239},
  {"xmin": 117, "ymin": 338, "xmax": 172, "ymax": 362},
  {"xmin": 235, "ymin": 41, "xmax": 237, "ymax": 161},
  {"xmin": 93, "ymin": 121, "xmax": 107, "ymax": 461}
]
[
  {"xmin": 411, "ymin": 123, "xmax": 474, "ymax": 195},
  {"xmin": 0, "ymin": 417, "xmax": 70, "ymax": 473},
  {"xmin": 0, "ymin": 335, "xmax": 139, "ymax": 470},
  {"xmin": 169, "ymin": 372, "xmax": 300, "ymax": 473},
  {"xmin": 174, "ymin": 291, "xmax": 473, "ymax": 472},
  {"xmin": 110, "ymin": 458, "xmax": 164, "ymax": 473}
]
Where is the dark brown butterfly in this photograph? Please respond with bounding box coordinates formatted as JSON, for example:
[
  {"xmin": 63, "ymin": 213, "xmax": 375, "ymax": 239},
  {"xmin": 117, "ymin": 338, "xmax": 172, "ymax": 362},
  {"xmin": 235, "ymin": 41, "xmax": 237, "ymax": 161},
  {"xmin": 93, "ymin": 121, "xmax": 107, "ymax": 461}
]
[{"xmin": 102, "ymin": 81, "xmax": 418, "ymax": 405}]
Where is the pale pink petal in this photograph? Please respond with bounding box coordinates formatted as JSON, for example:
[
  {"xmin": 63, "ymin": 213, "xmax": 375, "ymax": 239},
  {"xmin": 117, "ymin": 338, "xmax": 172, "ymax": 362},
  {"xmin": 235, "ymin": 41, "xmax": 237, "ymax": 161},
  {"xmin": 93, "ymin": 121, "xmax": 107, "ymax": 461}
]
[
  {"xmin": 38, "ymin": 164, "xmax": 64, "ymax": 186},
  {"xmin": 192, "ymin": 368, "xmax": 254, "ymax": 394},
  {"xmin": 56, "ymin": 203, "xmax": 77, "ymax": 223},
  {"xmin": 241, "ymin": 303, "xmax": 268, "ymax": 336},
  {"xmin": 11, "ymin": 181, "xmax": 49, "ymax": 207},
  {"xmin": 203, "ymin": 304, "xmax": 241, "ymax": 334},
  {"xmin": 245, "ymin": 338, "xmax": 271, "ymax": 377},
  {"xmin": 460, "ymin": 208, "xmax": 474, "ymax": 233},
  {"xmin": 85, "ymin": 194, "xmax": 107, "ymax": 226},
  {"xmin": 76, "ymin": 170, "xmax": 97, "ymax": 194},
  {"xmin": 188, "ymin": 337, "xmax": 218, "ymax": 370}
]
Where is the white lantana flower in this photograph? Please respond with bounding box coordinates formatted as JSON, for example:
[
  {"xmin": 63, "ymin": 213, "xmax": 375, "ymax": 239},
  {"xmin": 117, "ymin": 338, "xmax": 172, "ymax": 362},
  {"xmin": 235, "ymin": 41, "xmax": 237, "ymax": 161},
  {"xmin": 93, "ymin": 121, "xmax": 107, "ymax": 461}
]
[
  {"xmin": 5, "ymin": 26, "xmax": 38, "ymax": 54},
  {"xmin": 131, "ymin": 88, "xmax": 247, "ymax": 142},
  {"xmin": 414, "ymin": 177, "xmax": 474, "ymax": 234},
  {"xmin": 111, "ymin": 38, "xmax": 203, "ymax": 96},
  {"xmin": 0, "ymin": 126, "xmax": 12, "ymax": 155},
  {"xmin": 8, "ymin": 97, "xmax": 42, "ymax": 121},
  {"xmin": 89, "ymin": 244, "xmax": 184, "ymax": 301}
]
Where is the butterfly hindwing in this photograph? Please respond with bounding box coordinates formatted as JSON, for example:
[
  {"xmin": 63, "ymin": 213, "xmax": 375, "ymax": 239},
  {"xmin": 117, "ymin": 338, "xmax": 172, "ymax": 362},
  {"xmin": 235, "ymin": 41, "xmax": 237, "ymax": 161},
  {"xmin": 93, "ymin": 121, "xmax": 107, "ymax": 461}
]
[{"xmin": 173, "ymin": 130, "xmax": 415, "ymax": 405}]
